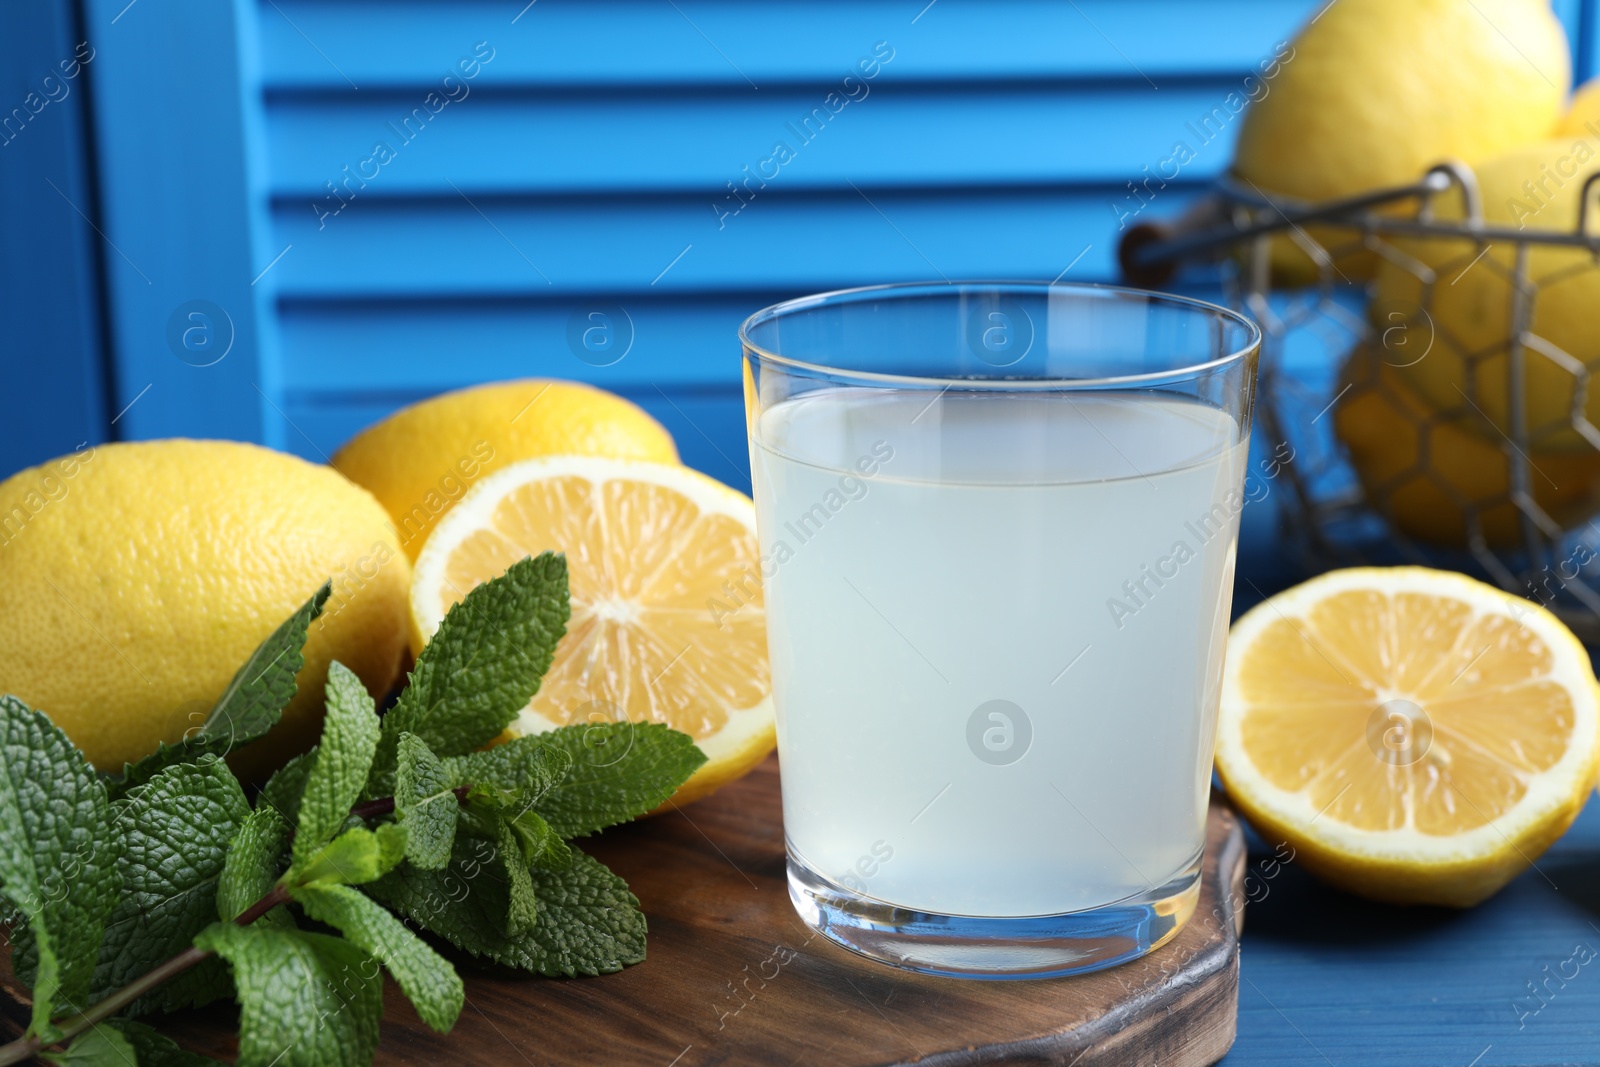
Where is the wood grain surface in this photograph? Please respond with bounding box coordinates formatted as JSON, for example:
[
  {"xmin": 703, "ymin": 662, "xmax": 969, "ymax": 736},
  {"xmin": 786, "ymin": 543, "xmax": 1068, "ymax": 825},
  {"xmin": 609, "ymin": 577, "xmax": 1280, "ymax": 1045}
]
[{"xmin": 1, "ymin": 755, "xmax": 1246, "ymax": 1066}]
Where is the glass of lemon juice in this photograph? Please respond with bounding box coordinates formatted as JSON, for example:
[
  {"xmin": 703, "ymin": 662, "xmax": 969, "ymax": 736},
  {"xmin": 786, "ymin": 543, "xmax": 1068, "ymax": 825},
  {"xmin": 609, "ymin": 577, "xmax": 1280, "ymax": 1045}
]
[{"xmin": 741, "ymin": 283, "xmax": 1260, "ymax": 978}]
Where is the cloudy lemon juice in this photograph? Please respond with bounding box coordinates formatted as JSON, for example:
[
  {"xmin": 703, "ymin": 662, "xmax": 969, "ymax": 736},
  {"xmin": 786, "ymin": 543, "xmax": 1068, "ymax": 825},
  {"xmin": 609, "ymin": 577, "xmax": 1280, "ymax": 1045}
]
[{"xmin": 752, "ymin": 389, "xmax": 1247, "ymax": 920}]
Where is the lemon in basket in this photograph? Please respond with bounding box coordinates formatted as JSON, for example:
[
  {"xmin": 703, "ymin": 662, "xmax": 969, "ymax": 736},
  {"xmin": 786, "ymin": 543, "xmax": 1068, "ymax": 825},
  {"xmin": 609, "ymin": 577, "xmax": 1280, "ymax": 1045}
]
[
  {"xmin": 411, "ymin": 456, "xmax": 774, "ymax": 807},
  {"xmin": 1232, "ymin": 0, "xmax": 1568, "ymax": 284},
  {"xmin": 1216, "ymin": 566, "xmax": 1600, "ymax": 907},
  {"xmin": 1334, "ymin": 341, "xmax": 1600, "ymax": 546},
  {"xmin": 1558, "ymin": 75, "xmax": 1600, "ymax": 137},
  {"xmin": 1371, "ymin": 139, "xmax": 1600, "ymax": 450}
]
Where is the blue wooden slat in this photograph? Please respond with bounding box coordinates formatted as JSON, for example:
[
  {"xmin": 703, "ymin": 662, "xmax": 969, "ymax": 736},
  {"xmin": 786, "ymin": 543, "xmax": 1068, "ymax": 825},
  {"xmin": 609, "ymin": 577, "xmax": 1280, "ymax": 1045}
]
[
  {"xmin": 263, "ymin": 83, "xmax": 1264, "ymax": 197},
  {"xmin": 0, "ymin": 3, "xmax": 109, "ymax": 476},
  {"xmin": 78, "ymin": 0, "xmax": 279, "ymax": 449},
  {"xmin": 257, "ymin": 0, "xmax": 1319, "ymax": 89},
  {"xmin": 265, "ymin": 188, "xmax": 1207, "ymax": 300}
]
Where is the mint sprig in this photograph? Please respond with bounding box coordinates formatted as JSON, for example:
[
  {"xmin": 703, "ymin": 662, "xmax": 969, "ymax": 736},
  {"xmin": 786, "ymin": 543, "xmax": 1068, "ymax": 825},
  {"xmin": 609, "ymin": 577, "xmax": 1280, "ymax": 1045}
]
[{"xmin": 0, "ymin": 551, "xmax": 706, "ymax": 1067}]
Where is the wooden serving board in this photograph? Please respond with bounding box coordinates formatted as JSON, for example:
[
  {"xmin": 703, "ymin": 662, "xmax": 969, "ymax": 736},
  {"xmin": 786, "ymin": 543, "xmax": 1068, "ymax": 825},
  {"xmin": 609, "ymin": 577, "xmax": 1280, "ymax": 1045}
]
[{"xmin": 2, "ymin": 756, "xmax": 1246, "ymax": 1066}]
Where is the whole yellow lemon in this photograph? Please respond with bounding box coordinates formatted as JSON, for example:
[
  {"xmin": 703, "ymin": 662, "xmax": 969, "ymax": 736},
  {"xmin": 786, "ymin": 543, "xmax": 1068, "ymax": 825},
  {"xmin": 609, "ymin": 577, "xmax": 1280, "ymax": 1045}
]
[
  {"xmin": 1372, "ymin": 138, "xmax": 1600, "ymax": 450},
  {"xmin": 1233, "ymin": 0, "xmax": 1568, "ymax": 283},
  {"xmin": 0, "ymin": 440, "xmax": 411, "ymax": 776},
  {"xmin": 1557, "ymin": 75, "xmax": 1600, "ymax": 137},
  {"xmin": 334, "ymin": 380, "xmax": 679, "ymax": 560}
]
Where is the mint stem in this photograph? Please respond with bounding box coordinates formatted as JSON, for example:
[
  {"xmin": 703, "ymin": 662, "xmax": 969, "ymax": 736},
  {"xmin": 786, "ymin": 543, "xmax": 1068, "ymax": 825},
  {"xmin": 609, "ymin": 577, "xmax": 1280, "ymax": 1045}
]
[
  {"xmin": 347, "ymin": 785, "xmax": 468, "ymax": 825},
  {"xmin": 0, "ymin": 787, "xmax": 448, "ymax": 1065},
  {"xmin": 0, "ymin": 946, "xmax": 215, "ymax": 1065},
  {"xmin": 232, "ymin": 882, "xmax": 291, "ymax": 927}
]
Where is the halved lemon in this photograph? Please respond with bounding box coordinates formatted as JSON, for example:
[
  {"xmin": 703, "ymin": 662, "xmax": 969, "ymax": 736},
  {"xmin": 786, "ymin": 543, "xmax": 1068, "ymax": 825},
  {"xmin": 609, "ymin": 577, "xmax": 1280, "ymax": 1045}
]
[
  {"xmin": 411, "ymin": 455, "xmax": 774, "ymax": 806},
  {"xmin": 1216, "ymin": 566, "xmax": 1600, "ymax": 906}
]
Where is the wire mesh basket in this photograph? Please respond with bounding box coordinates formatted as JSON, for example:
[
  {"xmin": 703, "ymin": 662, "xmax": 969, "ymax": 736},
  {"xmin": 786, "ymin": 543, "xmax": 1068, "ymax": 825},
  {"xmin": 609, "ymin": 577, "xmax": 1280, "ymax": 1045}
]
[{"xmin": 1119, "ymin": 163, "xmax": 1600, "ymax": 642}]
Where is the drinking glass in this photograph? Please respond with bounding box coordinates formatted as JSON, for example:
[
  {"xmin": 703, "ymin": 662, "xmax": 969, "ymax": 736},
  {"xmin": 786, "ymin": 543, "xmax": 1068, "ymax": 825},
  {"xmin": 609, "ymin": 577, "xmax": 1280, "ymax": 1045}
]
[{"xmin": 740, "ymin": 282, "xmax": 1260, "ymax": 978}]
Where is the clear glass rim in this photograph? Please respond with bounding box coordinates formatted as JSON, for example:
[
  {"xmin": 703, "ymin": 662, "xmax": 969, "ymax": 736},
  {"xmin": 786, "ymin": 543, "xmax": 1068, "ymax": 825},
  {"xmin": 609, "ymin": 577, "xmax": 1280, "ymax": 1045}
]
[{"xmin": 738, "ymin": 280, "xmax": 1262, "ymax": 390}]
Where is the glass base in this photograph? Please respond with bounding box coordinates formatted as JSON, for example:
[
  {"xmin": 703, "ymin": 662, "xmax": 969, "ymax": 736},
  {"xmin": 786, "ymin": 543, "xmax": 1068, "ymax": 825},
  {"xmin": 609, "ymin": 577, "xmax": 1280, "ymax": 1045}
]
[{"xmin": 787, "ymin": 854, "xmax": 1202, "ymax": 980}]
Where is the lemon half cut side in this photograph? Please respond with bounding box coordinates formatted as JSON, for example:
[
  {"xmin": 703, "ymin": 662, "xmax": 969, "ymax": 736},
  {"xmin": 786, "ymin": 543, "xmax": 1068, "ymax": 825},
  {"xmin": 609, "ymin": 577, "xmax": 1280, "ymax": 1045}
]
[{"xmin": 411, "ymin": 455, "xmax": 775, "ymax": 806}]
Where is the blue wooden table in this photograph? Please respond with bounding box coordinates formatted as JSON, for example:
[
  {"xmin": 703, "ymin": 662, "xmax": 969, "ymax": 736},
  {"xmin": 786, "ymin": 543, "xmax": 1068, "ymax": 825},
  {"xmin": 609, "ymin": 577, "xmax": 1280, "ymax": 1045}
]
[{"xmin": 1225, "ymin": 804, "xmax": 1600, "ymax": 1066}]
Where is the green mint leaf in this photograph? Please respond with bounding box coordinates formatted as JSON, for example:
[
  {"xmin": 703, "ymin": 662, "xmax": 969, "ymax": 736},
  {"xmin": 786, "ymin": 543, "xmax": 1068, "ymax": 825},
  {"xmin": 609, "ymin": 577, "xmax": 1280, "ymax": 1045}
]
[
  {"xmin": 504, "ymin": 808, "xmax": 572, "ymax": 872},
  {"xmin": 218, "ymin": 806, "xmax": 292, "ymax": 928},
  {"xmin": 451, "ymin": 797, "xmax": 501, "ymax": 842},
  {"xmin": 195, "ymin": 922, "xmax": 381, "ymax": 1067},
  {"xmin": 114, "ymin": 583, "xmax": 329, "ymax": 796},
  {"xmin": 369, "ymin": 553, "xmax": 570, "ymax": 794},
  {"xmin": 531, "ymin": 722, "xmax": 706, "ymax": 838},
  {"xmin": 460, "ymin": 789, "xmax": 571, "ymax": 871},
  {"xmin": 199, "ymin": 582, "xmax": 330, "ymax": 747},
  {"xmin": 367, "ymin": 837, "xmax": 646, "ymax": 977},
  {"xmin": 442, "ymin": 734, "xmax": 571, "ymax": 813},
  {"xmin": 0, "ymin": 697, "xmax": 121, "ymax": 1039},
  {"xmin": 40, "ymin": 1023, "xmax": 137, "ymax": 1066},
  {"xmin": 107, "ymin": 1019, "xmax": 223, "ymax": 1065},
  {"xmin": 394, "ymin": 734, "xmax": 459, "ymax": 870},
  {"xmin": 257, "ymin": 748, "xmax": 314, "ymax": 825},
  {"xmin": 495, "ymin": 816, "xmax": 539, "ymax": 938},
  {"xmin": 291, "ymin": 662, "xmax": 380, "ymax": 868},
  {"xmin": 91, "ymin": 757, "xmax": 249, "ymax": 1015},
  {"xmin": 292, "ymin": 882, "xmax": 463, "ymax": 1033},
  {"xmin": 291, "ymin": 824, "xmax": 406, "ymax": 888}
]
